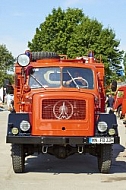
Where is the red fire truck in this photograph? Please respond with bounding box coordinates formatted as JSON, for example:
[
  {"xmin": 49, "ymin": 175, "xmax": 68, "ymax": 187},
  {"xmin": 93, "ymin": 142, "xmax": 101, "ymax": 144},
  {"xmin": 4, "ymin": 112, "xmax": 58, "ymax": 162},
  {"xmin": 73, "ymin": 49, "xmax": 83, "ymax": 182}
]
[
  {"xmin": 6, "ymin": 51, "xmax": 120, "ymax": 173},
  {"xmin": 113, "ymin": 85, "xmax": 126, "ymax": 118}
]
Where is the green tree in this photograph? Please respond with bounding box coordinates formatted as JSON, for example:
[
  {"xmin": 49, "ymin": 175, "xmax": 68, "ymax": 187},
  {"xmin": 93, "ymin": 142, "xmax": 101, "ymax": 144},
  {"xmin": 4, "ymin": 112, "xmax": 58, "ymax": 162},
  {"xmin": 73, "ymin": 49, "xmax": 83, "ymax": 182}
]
[
  {"xmin": 28, "ymin": 7, "xmax": 124, "ymax": 84},
  {"xmin": 0, "ymin": 44, "xmax": 14, "ymax": 88},
  {"xmin": 123, "ymin": 52, "xmax": 126, "ymax": 65},
  {"xmin": 123, "ymin": 52, "xmax": 126, "ymax": 75},
  {"xmin": 28, "ymin": 7, "xmax": 84, "ymax": 53}
]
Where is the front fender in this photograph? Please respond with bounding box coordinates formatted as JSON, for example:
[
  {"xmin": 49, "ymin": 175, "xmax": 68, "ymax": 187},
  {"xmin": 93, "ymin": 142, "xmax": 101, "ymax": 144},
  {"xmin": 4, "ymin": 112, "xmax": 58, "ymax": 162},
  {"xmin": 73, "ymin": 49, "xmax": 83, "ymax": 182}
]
[
  {"xmin": 96, "ymin": 113, "xmax": 118, "ymax": 135},
  {"xmin": 7, "ymin": 112, "xmax": 30, "ymax": 135}
]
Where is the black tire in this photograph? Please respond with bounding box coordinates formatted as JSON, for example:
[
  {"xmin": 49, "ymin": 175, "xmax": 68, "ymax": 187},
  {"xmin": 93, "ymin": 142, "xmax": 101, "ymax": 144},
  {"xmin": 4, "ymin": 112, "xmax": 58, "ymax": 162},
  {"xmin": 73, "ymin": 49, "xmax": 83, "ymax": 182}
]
[
  {"xmin": 31, "ymin": 52, "xmax": 60, "ymax": 61},
  {"xmin": 97, "ymin": 144, "xmax": 112, "ymax": 174},
  {"xmin": 117, "ymin": 105, "xmax": 122, "ymax": 118},
  {"xmin": 11, "ymin": 144, "xmax": 25, "ymax": 173}
]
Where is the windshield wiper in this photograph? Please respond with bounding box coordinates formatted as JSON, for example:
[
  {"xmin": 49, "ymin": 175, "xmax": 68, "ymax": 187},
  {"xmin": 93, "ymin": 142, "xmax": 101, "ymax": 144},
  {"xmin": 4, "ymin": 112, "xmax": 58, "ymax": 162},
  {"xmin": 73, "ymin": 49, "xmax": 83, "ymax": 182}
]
[
  {"xmin": 67, "ymin": 70, "xmax": 80, "ymax": 89},
  {"xmin": 30, "ymin": 74, "xmax": 46, "ymax": 89}
]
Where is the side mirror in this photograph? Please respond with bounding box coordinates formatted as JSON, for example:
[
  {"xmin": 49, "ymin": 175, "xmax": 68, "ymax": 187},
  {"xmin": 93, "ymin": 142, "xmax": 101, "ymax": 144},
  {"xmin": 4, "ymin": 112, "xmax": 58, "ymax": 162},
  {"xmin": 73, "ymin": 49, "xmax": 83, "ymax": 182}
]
[{"xmin": 111, "ymin": 80, "xmax": 117, "ymax": 92}]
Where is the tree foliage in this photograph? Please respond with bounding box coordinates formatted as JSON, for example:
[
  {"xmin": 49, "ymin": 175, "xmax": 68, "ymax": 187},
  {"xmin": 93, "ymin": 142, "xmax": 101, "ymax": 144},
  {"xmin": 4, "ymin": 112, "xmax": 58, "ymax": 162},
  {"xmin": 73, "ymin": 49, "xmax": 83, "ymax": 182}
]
[
  {"xmin": 28, "ymin": 7, "xmax": 124, "ymax": 84},
  {"xmin": 122, "ymin": 52, "xmax": 126, "ymax": 77},
  {"xmin": 0, "ymin": 44, "xmax": 14, "ymax": 88},
  {"xmin": 28, "ymin": 8, "xmax": 84, "ymax": 53},
  {"xmin": 123, "ymin": 52, "xmax": 126, "ymax": 68}
]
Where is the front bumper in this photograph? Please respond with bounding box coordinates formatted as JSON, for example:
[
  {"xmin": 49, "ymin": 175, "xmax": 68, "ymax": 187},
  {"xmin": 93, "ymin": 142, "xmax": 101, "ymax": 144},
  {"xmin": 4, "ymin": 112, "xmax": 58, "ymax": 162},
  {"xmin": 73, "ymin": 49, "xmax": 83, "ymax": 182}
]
[{"xmin": 6, "ymin": 136, "xmax": 120, "ymax": 145}]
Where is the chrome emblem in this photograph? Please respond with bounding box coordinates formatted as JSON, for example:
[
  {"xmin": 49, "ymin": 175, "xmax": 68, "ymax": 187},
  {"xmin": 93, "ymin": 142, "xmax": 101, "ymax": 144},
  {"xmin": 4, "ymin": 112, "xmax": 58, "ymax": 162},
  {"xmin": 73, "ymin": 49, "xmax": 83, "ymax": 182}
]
[{"xmin": 53, "ymin": 100, "xmax": 73, "ymax": 119}]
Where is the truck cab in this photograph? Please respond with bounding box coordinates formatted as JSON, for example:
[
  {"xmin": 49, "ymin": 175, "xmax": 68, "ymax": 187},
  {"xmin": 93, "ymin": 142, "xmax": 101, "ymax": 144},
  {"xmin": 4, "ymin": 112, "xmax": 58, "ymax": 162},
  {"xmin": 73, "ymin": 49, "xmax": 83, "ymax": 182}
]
[{"xmin": 6, "ymin": 51, "xmax": 120, "ymax": 174}]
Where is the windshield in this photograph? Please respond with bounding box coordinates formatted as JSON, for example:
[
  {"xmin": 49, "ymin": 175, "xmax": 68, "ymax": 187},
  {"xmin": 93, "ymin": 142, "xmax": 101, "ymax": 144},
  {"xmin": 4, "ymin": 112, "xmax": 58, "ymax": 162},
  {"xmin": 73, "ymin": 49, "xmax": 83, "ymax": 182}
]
[
  {"xmin": 63, "ymin": 67, "xmax": 94, "ymax": 89},
  {"xmin": 29, "ymin": 67, "xmax": 61, "ymax": 88},
  {"xmin": 29, "ymin": 67, "xmax": 94, "ymax": 89}
]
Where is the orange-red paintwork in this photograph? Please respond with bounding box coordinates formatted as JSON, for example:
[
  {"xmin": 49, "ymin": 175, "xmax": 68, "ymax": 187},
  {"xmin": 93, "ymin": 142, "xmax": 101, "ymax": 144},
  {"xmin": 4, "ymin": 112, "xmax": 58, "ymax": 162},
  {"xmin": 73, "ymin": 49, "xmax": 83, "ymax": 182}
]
[
  {"xmin": 13, "ymin": 55, "xmax": 105, "ymax": 137},
  {"xmin": 113, "ymin": 86, "xmax": 126, "ymax": 112},
  {"xmin": 122, "ymin": 98, "xmax": 126, "ymax": 116}
]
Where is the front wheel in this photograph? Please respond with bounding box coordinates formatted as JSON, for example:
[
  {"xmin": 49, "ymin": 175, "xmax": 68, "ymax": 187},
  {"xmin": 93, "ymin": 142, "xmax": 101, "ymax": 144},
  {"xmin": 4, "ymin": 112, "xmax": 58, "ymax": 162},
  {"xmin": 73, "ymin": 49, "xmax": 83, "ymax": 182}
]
[
  {"xmin": 117, "ymin": 105, "xmax": 122, "ymax": 118},
  {"xmin": 11, "ymin": 144, "xmax": 25, "ymax": 173},
  {"xmin": 97, "ymin": 144, "xmax": 112, "ymax": 174}
]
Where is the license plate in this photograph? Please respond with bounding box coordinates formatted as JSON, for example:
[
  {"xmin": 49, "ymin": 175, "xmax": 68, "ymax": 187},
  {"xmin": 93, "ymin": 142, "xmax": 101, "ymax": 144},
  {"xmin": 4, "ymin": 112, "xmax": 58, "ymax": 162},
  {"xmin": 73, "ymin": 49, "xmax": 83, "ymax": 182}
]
[{"xmin": 89, "ymin": 137, "xmax": 114, "ymax": 144}]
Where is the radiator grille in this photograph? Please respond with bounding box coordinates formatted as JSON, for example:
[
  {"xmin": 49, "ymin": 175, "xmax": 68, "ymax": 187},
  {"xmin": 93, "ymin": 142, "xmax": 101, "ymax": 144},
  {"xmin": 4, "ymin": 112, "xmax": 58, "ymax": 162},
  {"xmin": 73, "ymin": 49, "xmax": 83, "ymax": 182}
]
[{"xmin": 42, "ymin": 99, "xmax": 86, "ymax": 120}]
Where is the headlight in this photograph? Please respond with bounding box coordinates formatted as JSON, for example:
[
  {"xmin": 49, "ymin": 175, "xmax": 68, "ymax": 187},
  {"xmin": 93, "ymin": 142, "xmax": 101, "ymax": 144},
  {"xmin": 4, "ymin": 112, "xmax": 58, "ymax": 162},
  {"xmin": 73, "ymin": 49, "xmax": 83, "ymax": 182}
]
[
  {"xmin": 17, "ymin": 54, "xmax": 30, "ymax": 67},
  {"xmin": 97, "ymin": 121, "xmax": 108, "ymax": 132},
  {"xmin": 20, "ymin": 120, "xmax": 30, "ymax": 132}
]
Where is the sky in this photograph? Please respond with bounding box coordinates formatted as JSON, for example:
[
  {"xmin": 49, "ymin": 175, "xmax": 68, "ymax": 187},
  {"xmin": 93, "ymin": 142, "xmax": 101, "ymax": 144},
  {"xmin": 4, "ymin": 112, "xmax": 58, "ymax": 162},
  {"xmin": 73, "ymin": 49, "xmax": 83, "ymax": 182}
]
[{"xmin": 0, "ymin": 0, "xmax": 126, "ymax": 58}]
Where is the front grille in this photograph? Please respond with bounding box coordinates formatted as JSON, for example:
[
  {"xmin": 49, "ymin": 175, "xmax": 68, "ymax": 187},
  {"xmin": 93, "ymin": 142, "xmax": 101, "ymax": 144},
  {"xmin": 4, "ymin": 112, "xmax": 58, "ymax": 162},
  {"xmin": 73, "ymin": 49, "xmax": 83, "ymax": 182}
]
[{"xmin": 42, "ymin": 99, "xmax": 86, "ymax": 120}]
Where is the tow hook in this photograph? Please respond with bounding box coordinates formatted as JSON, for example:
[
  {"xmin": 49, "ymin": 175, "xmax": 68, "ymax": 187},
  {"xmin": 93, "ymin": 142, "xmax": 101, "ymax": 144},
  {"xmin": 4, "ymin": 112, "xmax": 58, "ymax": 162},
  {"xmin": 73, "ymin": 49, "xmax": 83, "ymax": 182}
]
[
  {"xmin": 78, "ymin": 146, "xmax": 83, "ymax": 154},
  {"xmin": 42, "ymin": 146, "xmax": 48, "ymax": 154}
]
